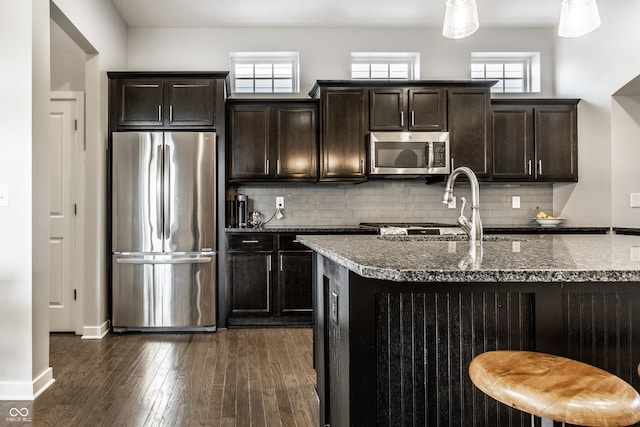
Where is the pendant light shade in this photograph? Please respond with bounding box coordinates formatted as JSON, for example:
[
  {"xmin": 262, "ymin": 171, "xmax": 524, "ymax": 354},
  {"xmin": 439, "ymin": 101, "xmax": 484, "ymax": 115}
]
[
  {"xmin": 558, "ymin": 0, "xmax": 601, "ymax": 38},
  {"xmin": 442, "ymin": 0, "xmax": 479, "ymax": 39}
]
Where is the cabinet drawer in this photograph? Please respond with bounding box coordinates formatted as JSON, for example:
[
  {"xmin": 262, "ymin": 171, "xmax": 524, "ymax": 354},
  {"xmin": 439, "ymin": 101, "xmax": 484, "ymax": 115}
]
[
  {"xmin": 278, "ymin": 234, "xmax": 309, "ymax": 250},
  {"xmin": 228, "ymin": 234, "xmax": 274, "ymax": 251}
]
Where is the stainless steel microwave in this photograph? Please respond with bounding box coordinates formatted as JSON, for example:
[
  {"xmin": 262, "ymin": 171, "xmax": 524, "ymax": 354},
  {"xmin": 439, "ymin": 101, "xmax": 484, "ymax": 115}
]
[{"xmin": 368, "ymin": 131, "xmax": 451, "ymax": 176}]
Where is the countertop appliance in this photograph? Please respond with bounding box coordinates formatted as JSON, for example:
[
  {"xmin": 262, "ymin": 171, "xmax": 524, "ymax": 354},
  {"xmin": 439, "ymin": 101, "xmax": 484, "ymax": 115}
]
[
  {"xmin": 368, "ymin": 131, "xmax": 450, "ymax": 177},
  {"xmin": 111, "ymin": 132, "xmax": 217, "ymax": 332},
  {"xmin": 359, "ymin": 222, "xmax": 463, "ymax": 235}
]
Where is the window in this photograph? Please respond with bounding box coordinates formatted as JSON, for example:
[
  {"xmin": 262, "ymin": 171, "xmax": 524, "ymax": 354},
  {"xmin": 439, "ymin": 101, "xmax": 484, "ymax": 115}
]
[
  {"xmin": 351, "ymin": 52, "xmax": 420, "ymax": 81},
  {"xmin": 471, "ymin": 52, "xmax": 540, "ymax": 94},
  {"xmin": 230, "ymin": 52, "xmax": 299, "ymax": 94}
]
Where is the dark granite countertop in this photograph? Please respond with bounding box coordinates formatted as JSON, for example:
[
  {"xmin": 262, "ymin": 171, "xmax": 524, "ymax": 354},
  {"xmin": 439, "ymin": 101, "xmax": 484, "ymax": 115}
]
[
  {"xmin": 296, "ymin": 234, "xmax": 640, "ymax": 283},
  {"xmin": 225, "ymin": 225, "xmax": 372, "ymax": 233},
  {"xmin": 225, "ymin": 225, "xmax": 610, "ymax": 234}
]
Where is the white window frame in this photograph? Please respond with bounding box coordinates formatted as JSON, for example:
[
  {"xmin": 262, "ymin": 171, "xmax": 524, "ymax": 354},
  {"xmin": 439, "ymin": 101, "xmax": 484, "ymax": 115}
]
[
  {"xmin": 230, "ymin": 52, "xmax": 300, "ymax": 94},
  {"xmin": 351, "ymin": 52, "xmax": 420, "ymax": 81},
  {"xmin": 471, "ymin": 52, "xmax": 541, "ymax": 94}
]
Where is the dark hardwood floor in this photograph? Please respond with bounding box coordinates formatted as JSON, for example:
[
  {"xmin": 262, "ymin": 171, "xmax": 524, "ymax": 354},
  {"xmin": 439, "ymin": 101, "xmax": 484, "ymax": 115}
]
[{"xmin": 0, "ymin": 328, "xmax": 318, "ymax": 427}]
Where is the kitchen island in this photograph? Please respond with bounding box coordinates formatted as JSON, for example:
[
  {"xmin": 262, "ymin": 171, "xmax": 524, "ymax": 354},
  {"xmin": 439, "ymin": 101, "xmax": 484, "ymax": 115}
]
[{"xmin": 297, "ymin": 233, "xmax": 640, "ymax": 427}]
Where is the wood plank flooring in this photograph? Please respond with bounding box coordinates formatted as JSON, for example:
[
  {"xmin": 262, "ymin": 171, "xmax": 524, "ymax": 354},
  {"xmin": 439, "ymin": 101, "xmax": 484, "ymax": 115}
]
[{"xmin": 0, "ymin": 328, "xmax": 318, "ymax": 427}]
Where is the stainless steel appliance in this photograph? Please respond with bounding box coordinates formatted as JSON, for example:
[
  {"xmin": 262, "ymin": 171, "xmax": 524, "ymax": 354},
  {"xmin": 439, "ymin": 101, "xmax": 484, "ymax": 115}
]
[
  {"xmin": 111, "ymin": 132, "xmax": 217, "ymax": 332},
  {"xmin": 368, "ymin": 131, "xmax": 450, "ymax": 176},
  {"xmin": 235, "ymin": 194, "xmax": 248, "ymax": 228}
]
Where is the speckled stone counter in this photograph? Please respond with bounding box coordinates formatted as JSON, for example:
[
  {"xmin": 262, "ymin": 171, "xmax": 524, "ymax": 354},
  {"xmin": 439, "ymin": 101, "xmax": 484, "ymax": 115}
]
[
  {"xmin": 297, "ymin": 233, "xmax": 640, "ymax": 282},
  {"xmin": 224, "ymin": 225, "xmax": 371, "ymax": 233}
]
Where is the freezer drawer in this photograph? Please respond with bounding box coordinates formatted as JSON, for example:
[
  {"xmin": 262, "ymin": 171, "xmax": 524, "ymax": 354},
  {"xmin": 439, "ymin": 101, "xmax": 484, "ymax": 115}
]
[{"xmin": 112, "ymin": 253, "xmax": 217, "ymax": 331}]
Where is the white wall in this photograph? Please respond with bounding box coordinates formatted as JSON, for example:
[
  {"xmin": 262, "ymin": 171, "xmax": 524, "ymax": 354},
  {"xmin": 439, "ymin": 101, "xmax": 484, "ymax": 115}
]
[
  {"xmin": 0, "ymin": 0, "xmax": 53, "ymax": 400},
  {"xmin": 127, "ymin": 26, "xmax": 556, "ymax": 98},
  {"xmin": 554, "ymin": 0, "xmax": 640, "ymax": 226},
  {"xmin": 50, "ymin": 0, "xmax": 128, "ymax": 336}
]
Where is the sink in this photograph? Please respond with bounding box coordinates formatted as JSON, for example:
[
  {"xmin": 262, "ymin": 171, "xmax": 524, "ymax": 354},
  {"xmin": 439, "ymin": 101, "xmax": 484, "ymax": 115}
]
[{"xmin": 377, "ymin": 235, "xmax": 527, "ymax": 242}]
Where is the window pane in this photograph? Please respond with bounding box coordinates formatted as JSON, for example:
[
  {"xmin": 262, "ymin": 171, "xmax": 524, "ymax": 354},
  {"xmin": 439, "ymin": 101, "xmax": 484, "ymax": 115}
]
[
  {"xmin": 254, "ymin": 64, "xmax": 273, "ymax": 78},
  {"xmin": 235, "ymin": 79, "xmax": 255, "ymax": 93},
  {"xmin": 274, "ymin": 63, "xmax": 292, "ymax": 78},
  {"xmin": 351, "ymin": 64, "xmax": 370, "ymax": 79},
  {"xmin": 491, "ymin": 80, "xmax": 505, "ymax": 93},
  {"xmin": 370, "ymin": 63, "xmax": 389, "ymax": 79},
  {"xmin": 274, "ymin": 79, "xmax": 293, "ymax": 92},
  {"xmin": 485, "ymin": 64, "xmax": 504, "ymax": 79},
  {"xmin": 254, "ymin": 79, "xmax": 273, "ymax": 92},
  {"xmin": 504, "ymin": 79, "xmax": 524, "ymax": 92},
  {"xmin": 389, "ymin": 63, "xmax": 409, "ymax": 79},
  {"xmin": 235, "ymin": 64, "xmax": 255, "ymax": 78}
]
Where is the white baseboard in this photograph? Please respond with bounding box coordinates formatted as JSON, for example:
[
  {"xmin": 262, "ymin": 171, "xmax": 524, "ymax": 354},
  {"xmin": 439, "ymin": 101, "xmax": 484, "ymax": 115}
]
[
  {"xmin": 81, "ymin": 320, "xmax": 110, "ymax": 340},
  {"xmin": 0, "ymin": 367, "xmax": 54, "ymax": 401}
]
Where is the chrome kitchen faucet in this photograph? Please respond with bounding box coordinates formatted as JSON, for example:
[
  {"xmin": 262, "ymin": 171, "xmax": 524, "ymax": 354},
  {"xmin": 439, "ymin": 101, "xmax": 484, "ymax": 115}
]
[{"xmin": 442, "ymin": 166, "xmax": 483, "ymax": 243}]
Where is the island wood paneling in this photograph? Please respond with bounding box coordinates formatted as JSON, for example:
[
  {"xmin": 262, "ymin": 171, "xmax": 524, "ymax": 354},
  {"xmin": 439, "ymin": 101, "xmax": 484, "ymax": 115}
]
[{"xmin": 376, "ymin": 291, "xmax": 536, "ymax": 427}]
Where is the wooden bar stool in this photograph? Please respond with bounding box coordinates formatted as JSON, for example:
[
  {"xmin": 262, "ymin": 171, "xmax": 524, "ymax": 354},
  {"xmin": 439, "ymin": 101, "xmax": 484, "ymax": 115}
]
[{"xmin": 469, "ymin": 350, "xmax": 640, "ymax": 426}]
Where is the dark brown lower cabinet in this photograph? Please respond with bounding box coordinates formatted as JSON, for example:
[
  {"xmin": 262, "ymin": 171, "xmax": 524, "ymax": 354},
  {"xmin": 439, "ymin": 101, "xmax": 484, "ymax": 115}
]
[
  {"xmin": 314, "ymin": 254, "xmax": 640, "ymax": 427},
  {"xmin": 227, "ymin": 233, "xmax": 312, "ymax": 326}
]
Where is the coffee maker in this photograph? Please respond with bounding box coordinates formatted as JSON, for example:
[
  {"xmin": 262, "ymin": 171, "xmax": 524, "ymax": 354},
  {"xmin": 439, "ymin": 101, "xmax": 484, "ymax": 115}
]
[{"xmin": 235, "ymin": 194, "xmax": 248, "ymax": 228}]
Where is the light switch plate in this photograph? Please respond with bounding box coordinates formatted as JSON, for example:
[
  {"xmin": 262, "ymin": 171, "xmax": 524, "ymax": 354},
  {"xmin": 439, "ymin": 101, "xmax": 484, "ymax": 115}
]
[
  {"xmin": 0, "ymin": 185, "xmax": 9, "ymax": 207},
  {"xmin": 631, "ymin": 193, "xmax": 640, "ymax": 208}
]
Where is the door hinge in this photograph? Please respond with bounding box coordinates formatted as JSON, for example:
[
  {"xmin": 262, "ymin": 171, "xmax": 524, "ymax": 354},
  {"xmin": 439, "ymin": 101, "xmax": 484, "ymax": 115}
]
[
  {"xmin": 74, "ymin": 119, "xmax": 78, "ymax": 131},
  {"xmin": 74, "ymin": 204, "xmax": 77, "ymax": 215},
  {"xmin": 73, "ymin": 289, "xmax": 77, "ymax": 300}
]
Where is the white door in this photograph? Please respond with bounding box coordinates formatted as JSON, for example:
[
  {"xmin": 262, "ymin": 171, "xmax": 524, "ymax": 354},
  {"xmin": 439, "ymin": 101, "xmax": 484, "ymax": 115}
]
[{"xmin": 49, "ymin": 94, "xmax": 82, "ymax": 332}]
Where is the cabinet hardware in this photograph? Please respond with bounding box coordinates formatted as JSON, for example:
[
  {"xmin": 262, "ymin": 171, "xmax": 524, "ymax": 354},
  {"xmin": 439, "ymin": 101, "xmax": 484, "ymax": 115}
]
[
  {"xmin": 280, "ymin": 254, "xmax": 283, "ymax": 271},
  {"xmin": 265, "ymin": 159, "xmax": 270, "ymax": 175},
  {"xmin": 451, "ymin": 157, "xmax": 455, "ymax": 171},
  {"xmin": 527, "ymin": 160, "xmax": 532, "ymax": 176},
  {"xmin": 537, "ymin": 160, "xmax": 543, "ymax": 176},
  {"xmin": 241, "ymin": 240, "xmax": 260, "ymax": 244},
  {"xmin": 158, "ymin": 105, "xmax": 162, "ymax": 122},
  {"xmin": 276, "ymin": 159, "xmax": 280, "ymax": 175},
  {"xmin": 411, "ymin": 110, "xmax": 415, "ymax": 127},
  {"xmin": 267, "ymin": 255, "xmax": 272, "ymax": 273},
  {"xmin": 360, "ymin": 159, "xmax": 365, "ymax": 175},
  {"xmin": 400, "ymin": 111, "xmax": 404, "ymax": 127},
  {"xmin": 169, "ymin": 105, "xmax": 173, "ymax": 122}
]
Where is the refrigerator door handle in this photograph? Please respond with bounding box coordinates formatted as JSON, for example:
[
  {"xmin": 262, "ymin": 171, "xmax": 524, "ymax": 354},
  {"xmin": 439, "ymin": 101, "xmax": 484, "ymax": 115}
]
[
  {"xmin": 156, "ymin": 143, "xmax": 164, "ymax": 242},
  {"xmin": 115, "ymin": 256, "xmax": 213, "ymax": 265},
  {"xmin": 163, "ymin": 142, "xmax": 171, "ymax": 244}
]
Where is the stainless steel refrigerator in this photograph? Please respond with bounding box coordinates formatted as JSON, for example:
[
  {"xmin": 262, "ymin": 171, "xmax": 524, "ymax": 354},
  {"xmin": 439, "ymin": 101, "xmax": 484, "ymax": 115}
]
[{"xmin": 111, "ymin": 131, "xmax": 217, "ymax": 332}]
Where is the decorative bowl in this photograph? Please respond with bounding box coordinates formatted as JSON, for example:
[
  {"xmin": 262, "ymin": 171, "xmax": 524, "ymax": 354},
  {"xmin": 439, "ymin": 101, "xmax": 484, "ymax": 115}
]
[{"xmin": 533, "ymin": 218, "xmax": 565, "ymax": 227}]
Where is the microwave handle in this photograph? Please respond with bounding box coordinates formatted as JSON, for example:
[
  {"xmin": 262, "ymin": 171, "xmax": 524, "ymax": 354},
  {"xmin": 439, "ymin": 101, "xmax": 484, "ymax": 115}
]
[{"xmin": 425, "ymin": 141, "xmax": 434, "ymax": 168}]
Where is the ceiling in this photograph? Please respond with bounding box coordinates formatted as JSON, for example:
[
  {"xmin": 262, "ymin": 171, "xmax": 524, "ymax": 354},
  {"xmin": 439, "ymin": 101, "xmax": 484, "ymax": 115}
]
[{"xmin": 111, "ymin": 0, "xmax": 562, "ymax": 29}]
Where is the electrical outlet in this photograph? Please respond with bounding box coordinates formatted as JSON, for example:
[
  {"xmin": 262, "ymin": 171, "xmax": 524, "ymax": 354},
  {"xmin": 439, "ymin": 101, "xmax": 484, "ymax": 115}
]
[
  {"xmin": 631, "ymin": 193, "xmax": 640, "ymax": 208},
  {"xmin": 447, "ymin": 196, "xmax": 456, "ymax": 209},
  {"xmin": 512, "ymin": 196, "xmax": 521, "ymax": 209},
  {"xmin": 276, "ymin": 196, "xmax": 284, "ymax": 209}
]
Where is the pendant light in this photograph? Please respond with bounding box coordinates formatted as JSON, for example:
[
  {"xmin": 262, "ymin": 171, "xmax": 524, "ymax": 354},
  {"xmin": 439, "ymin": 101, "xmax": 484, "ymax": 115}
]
[
  {"xmin": 558, "ymin": 0, "xmax": 601, "ymax": 38},
  {"xmin": 442, "ymin": 0, "xmax": 479, "ymax": 39}
]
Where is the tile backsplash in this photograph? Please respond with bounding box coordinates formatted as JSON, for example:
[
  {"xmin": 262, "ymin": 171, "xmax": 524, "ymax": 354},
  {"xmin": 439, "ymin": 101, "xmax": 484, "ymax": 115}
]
[{"xmin": 232, "ymin": 181, "xmax": 553, "ymax": 227}]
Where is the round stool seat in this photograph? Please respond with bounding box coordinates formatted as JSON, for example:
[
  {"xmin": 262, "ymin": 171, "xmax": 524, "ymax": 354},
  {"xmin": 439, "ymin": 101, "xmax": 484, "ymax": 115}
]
[{"xmin": 469, "ymin": 350, "xmax": 640, "ymax": 427}]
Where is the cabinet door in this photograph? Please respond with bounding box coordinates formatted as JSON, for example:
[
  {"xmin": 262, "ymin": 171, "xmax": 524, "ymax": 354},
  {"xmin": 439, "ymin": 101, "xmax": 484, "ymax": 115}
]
[
  {"xmin": 492, "ymin": 107, "xmax": 535, "ymax": 180},
  {"xmin": 320, "ymin": 89, "xmax": 367, "ymax": 181},
  {"xmin": 408, "ymin": 88, "xmax": 446, "ymax": 131},
  {"xmin": 534, "ymin": 105, "xmax": 578, "ymax": 181},
  {"xmin": 167, "ymin": 80, "xmax": 215, "ymax": 127},
  {"xmin": 275, "ymin": 105, "xmax": 318, "ymax": 180},
  {"xmin": 369, "ymin": 89, "xmax": 404, "ymax": 130},
  {"xmin": 228, "ymin": 105, "xmax": 272, "ymax": 180},
  {"xmin": 115, "ymin": 80, "xmax": 164, "ymax": 128},
  {"xmin": 448, "ymin": 88, "xmax": 491, "ymax": 178},
  {"xmin": 228, "ymin": 252, "xmax": 272, "ymax": 315},
  {"xmin": 278, "ymin": 250, "xmax": 313, "ymax": 315}
]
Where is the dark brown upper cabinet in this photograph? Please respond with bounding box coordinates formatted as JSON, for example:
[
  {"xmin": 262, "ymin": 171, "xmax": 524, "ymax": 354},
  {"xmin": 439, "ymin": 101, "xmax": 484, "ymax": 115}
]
[
  {"xmin": 108, "ymin": 72, "xmax": 229, "ymax": 131},
  {"xmin": 369, "ymin": 88, "xmax": 446, "ymax": 131},
  {"xmin": 227, "ymin": 100, "xmax": 318, "ymax": 182},
  {"xmin": 315, "ymin": 86, "xmax": 368, "ymax": 182},
  {"xmin": 491, "ymin": 99, "xmax": 579, "ymax": 182},
  {"xmin": 447, "ymin": 87, "xmax": 492, "ymax": 178}
]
